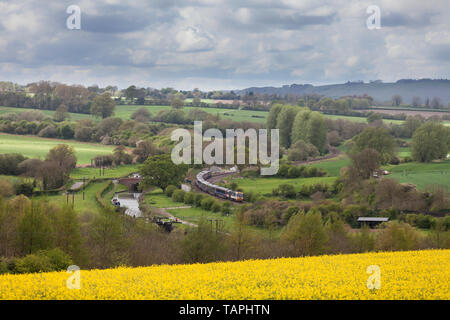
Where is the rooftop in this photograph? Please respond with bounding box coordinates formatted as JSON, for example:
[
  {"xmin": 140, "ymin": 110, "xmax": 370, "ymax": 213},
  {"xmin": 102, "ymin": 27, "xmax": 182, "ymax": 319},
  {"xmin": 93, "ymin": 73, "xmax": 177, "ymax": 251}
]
[{"xmin": 357, "ymin": 217, "xmax": 389, "ymax": 222}]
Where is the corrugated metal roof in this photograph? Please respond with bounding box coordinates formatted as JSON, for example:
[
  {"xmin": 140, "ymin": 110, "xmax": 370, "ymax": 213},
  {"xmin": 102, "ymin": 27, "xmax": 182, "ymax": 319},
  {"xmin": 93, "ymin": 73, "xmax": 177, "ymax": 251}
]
[{"xmin": 357, "ymin": 217, "xmax": 389, "ymax": 222}]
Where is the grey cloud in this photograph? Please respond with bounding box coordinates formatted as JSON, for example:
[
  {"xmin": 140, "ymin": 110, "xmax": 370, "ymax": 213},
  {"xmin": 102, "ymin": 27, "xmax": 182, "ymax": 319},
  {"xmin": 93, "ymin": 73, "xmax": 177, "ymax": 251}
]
[
  {"xmin": 382, "ymin": 12, "xmax": 434, "ymax": 28},
  {"xmin": 224, "ymin": 9, "xmax": 338, "ymax": 33},
  {"xmin": 0, "ymin": 1, "xmax": 448, "ymax": 90},
  {"xmin": 82, "ymin": 13, "xmax": 154, "ymax": 33},
  {"xmin": 430, "ymin": 44, "xmax": 450, "ymax": 61}
]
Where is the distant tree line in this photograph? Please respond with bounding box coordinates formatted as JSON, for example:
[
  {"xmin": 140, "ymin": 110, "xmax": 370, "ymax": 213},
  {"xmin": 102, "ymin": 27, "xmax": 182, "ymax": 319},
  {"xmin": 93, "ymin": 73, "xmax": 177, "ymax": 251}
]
[{"xmin": 0, "ymin": 110, "xmax": 168, "ymax": 147}]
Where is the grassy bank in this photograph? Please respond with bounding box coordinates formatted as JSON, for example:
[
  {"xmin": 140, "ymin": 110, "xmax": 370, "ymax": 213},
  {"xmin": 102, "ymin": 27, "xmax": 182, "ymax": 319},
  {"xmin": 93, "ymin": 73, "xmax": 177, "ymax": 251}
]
[{"xmin": 0, "ymin": 133, "xmax": 114, "ymax": 164}]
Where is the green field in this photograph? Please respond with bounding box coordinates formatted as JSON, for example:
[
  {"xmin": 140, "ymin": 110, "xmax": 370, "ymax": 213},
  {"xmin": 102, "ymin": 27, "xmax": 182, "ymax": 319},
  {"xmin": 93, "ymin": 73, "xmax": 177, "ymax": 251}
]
[
  {"xmin": 322, "ymin": 113, "xmax": 405, "ymax": 125},
  {"xmin": 34, "ymin": 180, "xmax": 110, "ymax": 213},
  {"xmin": 1, "ymin": 105, "xmax": 268, "ymax": 124},
  {"xmin": 184, "ymin": 98, "xmax": 216, "ymax": 104},
  {"xmin": 385, "ymin": 161, "xmax": 450, "ymax": 189},
  {"xmin": 4, "ymin": 105, "xmax": 450, "ymax": 127},
  {"xmin": 227, "ymin": 176, "xmax": 337, "ymax": 196},
  {"xmin": 309, "ymin": 156, "xmax": 350, "ymax": 177},
  {"xmin": 216, "ymin": 109, "xmax": 268, "ymax": 123},
  {"xmin": 0, "ymin": 133, "xmax": 114, "ymax": 164},
  {"xmin": 397, "ymin": 147, "xmax": 411, "ymax": 158},
  {"xmin": 385, "ymin": 160, "xmax": 450, "ymax": 190},
  {"xmin": 0, "ymin": 106, "xmax": 94, "ymax": 121},
  {"xmin": 168, "ymin": 207, "xmax": 234, "ymax": 228},
  {"xmin": 168, "ymin": 205, "xmax": 282, "ymax": 237},
  {"xmin": 145, "ymin": 189, "xmax": 185, "ymax": 208},
  {"xmin": 114, "ymin": 105, "xmax": 268, "ymax": 123},
  {"xmin": 145, "ymin": 189, "xmax": 235, "ymax": 233},
  {"xmin": 70, "ymin": 164, "xmax": 140, "ymax": 179}
]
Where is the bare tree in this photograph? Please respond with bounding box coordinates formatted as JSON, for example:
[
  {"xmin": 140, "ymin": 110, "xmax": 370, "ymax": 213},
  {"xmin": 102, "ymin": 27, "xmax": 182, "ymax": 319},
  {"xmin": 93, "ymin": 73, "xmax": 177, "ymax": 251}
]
[
  {"xmin": 431, "ymin": 96, "xmax": 442, "ymax": 109},
  {"xmin": 411, "ymin": 96, "xmax": 422, "ymax": 107},
  {"xmin": 392, "ymin": 95, "xmax": 403, "ymax": 107}
]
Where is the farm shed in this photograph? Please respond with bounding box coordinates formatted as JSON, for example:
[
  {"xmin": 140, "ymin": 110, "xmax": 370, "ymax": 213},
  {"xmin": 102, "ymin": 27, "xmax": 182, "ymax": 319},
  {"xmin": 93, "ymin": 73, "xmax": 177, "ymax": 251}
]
[{"xmin": 357, "ymin": 217, "xmax": 389, "ymax": 228}]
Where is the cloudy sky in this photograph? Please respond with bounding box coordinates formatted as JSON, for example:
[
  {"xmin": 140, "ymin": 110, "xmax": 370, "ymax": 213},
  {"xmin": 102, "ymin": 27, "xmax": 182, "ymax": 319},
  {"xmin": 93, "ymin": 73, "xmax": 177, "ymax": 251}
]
[{"xmin": 0, "ymin": 0, "xmax": 449, "ymax": 90}]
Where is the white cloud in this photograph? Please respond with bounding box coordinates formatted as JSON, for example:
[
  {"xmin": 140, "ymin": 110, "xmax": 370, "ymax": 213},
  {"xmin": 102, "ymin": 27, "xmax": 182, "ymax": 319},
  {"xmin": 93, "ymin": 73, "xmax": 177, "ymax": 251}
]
[
  {"xmin": 175, "ymin": 27, "xmax": 215, "ymax": 52},
  {"xmin": 425, "ymin": 31, "xmax": 450, "ymax": 45},
  {"xmin": 0, "ymin": 0, "xmax": 448, "ymax": 89}
]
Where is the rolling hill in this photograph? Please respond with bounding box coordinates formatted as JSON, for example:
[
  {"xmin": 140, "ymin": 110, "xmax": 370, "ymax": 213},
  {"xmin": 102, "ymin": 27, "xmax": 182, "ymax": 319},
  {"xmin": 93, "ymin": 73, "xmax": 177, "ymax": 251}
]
[{"xmin": 237, "ymin": 79, "xmax": 450, "ymax": 105}]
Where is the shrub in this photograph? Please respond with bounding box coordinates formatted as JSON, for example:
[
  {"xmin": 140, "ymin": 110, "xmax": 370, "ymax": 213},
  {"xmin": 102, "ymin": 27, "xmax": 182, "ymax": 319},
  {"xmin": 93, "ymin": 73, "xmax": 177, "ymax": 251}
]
[
  {"xmin": 389, "ymin": 156, "xmax": 400, "ymax": 165},
  {"xmin": 274, "ymin": 184, "xmax": 297, "ymax": 199},
  {"xmin": 282, "ymin": 207, "xmax": 300, "ymax": 225},
  {"xmin": 131, "ymin": 108, "xmax": 152, "ymax": 122},
  {"xmin": 14, "ymin": 249, "xmax": 73, "ymax": 274},
  {"xmin": 287, "ymin": 167, "xmax": 301, "ymax": 178},
  {"xmin": 350, "ymin": 226, "xmax": 376, "ymax": 253},
  {"xmin": 402, "ymin": 156, "xmax": 413, "ymax": 163},
  {"xmin": 244, "ymin": 191, "xmax": 260, "ymax": 203},
  {"xmin": 298, "ymin": 185, "xmax": 312, "ymax": 197},
  {"xmin": 194, "ymin": 194, "xmax": 204, "ymax": 207},
  {"xmin": 276, "ymin": 164, "xmax": 326, "ymax": 178},
  {"xmin": 38, "ymin": 125, "xmax": 58, "ymax": 138},
  {"xmin": 14, "ymin": 254, "xmax": 52, "ymax": 274},
  {"xmin": 405, "ymin": 214, "xmax": 418, "ymax": 226},
  {"xmin": 287, "ymin": 140, "xmax": 319, "ymax": 161},
  {"xmin": 211, "ymin": 202, "xmax": 221, "ymax": 213},
  {"xmin": 201, "ymin": 197, "xmax": 215, "ymax": 211},
  {"xmin": 416, "ymin": 215, "xmax": 434, "ymax": 229},
  {"xmin": 184, "ymin": 192, "xmax": 194, "ymax": 205},
  {"xmin": 221, "ymin": 202, "xmax": 231, "ymax": 215},
  {"xmin": 122, "ymin": 153, "xmax": 133, "ymax": 165},
  {"xmin": 74, "ymin": 126, "xmax": 92, "ymax": 141},
  {"xmin": 443, "ymin": 216, "xmax": 450, "ymax": 230},
  {"xmin": 0, "ymin": 259, "xmax": 9, "ymax": 274},
  {"xmin": 58, "ymin": 124, "xmax": 75, "ymax": 139},
  {"xmin": 165, "ymin": 185, "xmax": 177, "ymax": 197},
  {"xmin": 0, "ymin": 153, "xmax": 28, "ymax": 175},
  {"xmin": 307, "ymin": 167, "xmax": 319, "ymax": 177},
  {"xmin": 172, "ymin": 190, "xmax": 186, "ymax": 203},
  {"xmin": 0, "ymin": 179, "xmax": 14, "ymax": 198},
  {"xmin": 376, "ymin": 221, "xmax": 423, "ymax": 251},
  {"xmin": 14, "ymin": 181, "xmax": 34, "ymax": 197},
  {"xmin": 44, "ymin": 248, "xmax": 74, "ymax": 271},
  {"xmin": 277, "ymin": 164, "xmax": 289, "ymax": 177}
]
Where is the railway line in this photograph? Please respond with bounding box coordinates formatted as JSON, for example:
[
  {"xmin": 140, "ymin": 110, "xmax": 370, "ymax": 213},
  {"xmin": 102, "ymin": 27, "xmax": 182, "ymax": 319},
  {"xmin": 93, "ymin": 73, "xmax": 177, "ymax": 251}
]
[{"xmin": 195, "ymin": 170, "xmax": 244, "ymax": 202}]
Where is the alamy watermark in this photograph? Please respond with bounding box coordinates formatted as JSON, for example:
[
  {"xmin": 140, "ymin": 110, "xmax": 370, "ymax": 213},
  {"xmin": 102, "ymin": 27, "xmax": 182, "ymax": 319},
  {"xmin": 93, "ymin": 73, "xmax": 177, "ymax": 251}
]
[
  {"xmin": 366, "ymin": 265, "xmax": 381, "ymax": 290},
  {"xmin": 171, "ymin": 121, "xmax": 280, "ymax": 175},
  {"xmin": 66, "ymin": 265, "xmax": 81, "ymax": 289},
  {"xmin": 66, "ymin": 5, "xmax": 81, "ymax": 30},
  {"xmin": 366, "ymin": 5, "xmax": 381, "ymax": 30}
]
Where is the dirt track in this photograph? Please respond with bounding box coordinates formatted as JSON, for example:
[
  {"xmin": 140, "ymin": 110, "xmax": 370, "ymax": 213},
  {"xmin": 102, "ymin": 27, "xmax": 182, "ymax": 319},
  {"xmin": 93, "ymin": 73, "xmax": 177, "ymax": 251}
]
[
  {"xmin": 153, "ymin": 207, "xmax": 197, "ymax": 227},
  {"xmin": 292, "ymin": 148, "xmax": 342, "ymax": 166}
]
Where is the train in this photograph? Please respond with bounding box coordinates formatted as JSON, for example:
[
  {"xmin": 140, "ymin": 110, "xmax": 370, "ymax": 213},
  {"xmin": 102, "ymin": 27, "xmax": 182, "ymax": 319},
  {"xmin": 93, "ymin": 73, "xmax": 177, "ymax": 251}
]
[{"xmin": 196, "ymin": 170, "xmax": 244, "ymax": 202}]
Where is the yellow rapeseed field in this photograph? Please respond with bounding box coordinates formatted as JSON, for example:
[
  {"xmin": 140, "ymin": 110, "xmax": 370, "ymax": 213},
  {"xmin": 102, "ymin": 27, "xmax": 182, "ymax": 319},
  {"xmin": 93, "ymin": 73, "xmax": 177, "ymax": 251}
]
[{"xmin": 0, "ymin": 250, "xmax": 448, "ymax": 300}]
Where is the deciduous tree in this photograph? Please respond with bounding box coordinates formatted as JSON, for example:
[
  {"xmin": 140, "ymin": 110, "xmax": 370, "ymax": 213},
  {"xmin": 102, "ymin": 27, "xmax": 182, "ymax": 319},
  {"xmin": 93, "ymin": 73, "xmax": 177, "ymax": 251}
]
[
  {"xmin": 411, "ymin": 122, "xmax": 450, "ymax": 162},
  {"xmin": 140, "ymin": 154, "xmax": 188, "ymax": 191},
  {"xmin": 90, "ymin": 93, "xmax": 115, "ymax": 118}
]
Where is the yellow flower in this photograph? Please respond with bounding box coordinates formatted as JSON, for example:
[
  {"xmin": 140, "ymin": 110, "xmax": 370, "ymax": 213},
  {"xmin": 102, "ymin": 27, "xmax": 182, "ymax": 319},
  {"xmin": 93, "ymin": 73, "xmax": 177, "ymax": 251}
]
[{"xmin": 0, "ymin": 250, "xmax": 448, "ymax": 300}]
